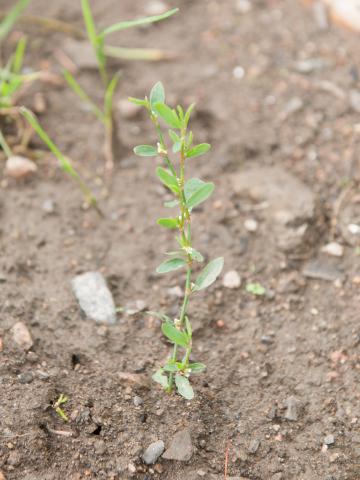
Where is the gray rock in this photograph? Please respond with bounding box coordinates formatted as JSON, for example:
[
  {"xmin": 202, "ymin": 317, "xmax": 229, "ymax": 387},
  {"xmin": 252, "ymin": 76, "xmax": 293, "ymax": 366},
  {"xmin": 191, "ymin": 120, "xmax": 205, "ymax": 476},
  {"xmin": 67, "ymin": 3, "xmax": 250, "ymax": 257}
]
[
  {"xmin": 11, "ymin": 322, "xmax": 33, "ymax": 350},
  {"xmin": 248, "ymin": 438, "xmax": 260, "ymax": 454},
  {"xmin": 141, "ymin": 440, "xmax": 165, "ymax": 465},
  {"xmin": 18, "ymin": 371, "xmax": 34, "ymax": 384},
  {"xmin": 302, "ymin": 260, "xmax": 344, "ymax": 282},
  {"xmin": 324, "ymin": 434, "xmax": 335, "ymax": 446},
  {"xmin": 163, "ymin": 428, "xmax": 193, "ymax": 461},
  {"xmin": 42, "ymin": 199, "xmax": 56, "ymax": 214},
  {"xmin": 231, "ymin": 166, "xmax": 315, "ymax": 251},
  {"xmin": 284, "ymin": 396, "xmax": 301, "ymax": 421},
  {"xmin": 349, "ymin": 90, "xmax": 360, "ymax": 113},
  {"xmin": 133, "ymin": 396, "xmax": 143, "ymax": 407},
  {"xmin": 71, "ymin": 272, "xmax": 116, "ymax": 324}
]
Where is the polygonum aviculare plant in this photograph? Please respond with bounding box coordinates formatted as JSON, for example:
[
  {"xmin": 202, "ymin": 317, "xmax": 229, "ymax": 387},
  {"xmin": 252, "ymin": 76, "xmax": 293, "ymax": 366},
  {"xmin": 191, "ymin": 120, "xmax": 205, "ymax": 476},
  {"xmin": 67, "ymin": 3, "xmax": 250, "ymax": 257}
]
[{"xmin": 130, "ymin": 82, "xmax": 224, "ymax": 400}]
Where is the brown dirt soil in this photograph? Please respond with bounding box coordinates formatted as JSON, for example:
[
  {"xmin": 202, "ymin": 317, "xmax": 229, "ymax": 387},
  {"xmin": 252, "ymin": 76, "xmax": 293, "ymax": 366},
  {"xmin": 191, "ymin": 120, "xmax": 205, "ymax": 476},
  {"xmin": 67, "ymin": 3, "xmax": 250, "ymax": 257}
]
[{"xmin": 1, "ymin": 0, "xmax": 360, "ymax": 479}]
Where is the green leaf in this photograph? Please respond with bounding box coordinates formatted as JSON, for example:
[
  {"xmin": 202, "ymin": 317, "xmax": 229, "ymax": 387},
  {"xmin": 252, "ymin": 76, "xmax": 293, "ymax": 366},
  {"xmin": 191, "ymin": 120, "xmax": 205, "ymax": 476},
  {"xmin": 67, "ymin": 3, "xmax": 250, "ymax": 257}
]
[
  {"xmin": 186, "ymin": 143, "xmax": 211, "ymax": 159},
  {"xmin": 154, "ymin": 102, "xmax": 181, "ymax": 129},
  {"xmin": 81, "ymin": 0, "xmax": 98, "ymax": 52},
  {"xmin": 64, "ymin": 70, "xmax": 104, "ymax": 122},
  {"xmin": 101, "ymin": 8, "xmax": 179, "ymax": 36},
  {"xmin": 168, "ymin": 129, "xmax": 182, "ymax": 152},
  {"xmin": 162, "ymin": 322, "xmax": 189, "ymax": 347},
  {"xmin": 146, "ymin": 311, "xmax": 171, "ymax": 322},
  {"xmin": 185, "ymin": 316, "xmax": 192, "ymax": 338},
  {"xmin": 163, "ymin": 362, "xmax": 181, "ymax": 372},
  {"xmin": 194, "ymin": 257, "xmax": 224, "ymax": 291},
  {"xmin": 175, "ymin": 375, "xmax": 194, "ymax": 400},
  {"xmin": 156, "ymin": 258, "xmax": 186, "ymax": 274},
  {"xmin": 150, "ymin": 81, "xmax": 165, "ymax": 111},
  {"xmin": 104, "ymin": 72, "xmax": 120, "ymax": 117},
  {"xmin": 128, "ymin": 96, "xmax": 148, "ymax": 107},
  {"xmin": 134, "ymin": 145, "xmax": 157, "ymax": 157},
  {"xmin": 157, "ymin": 218, "xmax": 179, "ymax": 229},
  {"xmin": 164, "ymin": 199, "xmax": 179, "ymax": 208},
  {"xmin": 186, "ymin": 182, "xmax": 214, "ymax": 209},
  {"xmin": 184, "ymin": 103, "xmax": 195, "ymax": 127},
  {"xmin": 12, "ymin": 37, "xmax": 27, "ymax": 74},
  {"xmin": 156, "ymin": 166, "xmax": 179, "ymax": 193},
  {"xmin": 246, "ymin": 282, "xmax": 266, "ymax": 296},
  {"xmin": 184, "ymin": 178, "xmax": 205, "ymax": 200},
  {"xmin": 152, "ymin": 369, "xmax": 168, "ymax": 388},
  {"xmin": 184, "ymin": 247, "xmax": 203, "ymax": 262},
  {"xmin": 188, "ymin": 362, "xmax": 206, "ymax": 373},
  {"xmin": 0, "ymin": 0, "xmax": 30, "ymax": 42}
]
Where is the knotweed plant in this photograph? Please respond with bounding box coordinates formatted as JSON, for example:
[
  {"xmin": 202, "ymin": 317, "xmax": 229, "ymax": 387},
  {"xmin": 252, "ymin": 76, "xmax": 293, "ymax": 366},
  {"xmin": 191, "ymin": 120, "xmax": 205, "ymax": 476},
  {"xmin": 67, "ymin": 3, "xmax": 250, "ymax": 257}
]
[
  {"xmin": 64, "ymin": 0, "xmax": 178, "ymax": 170},
  {"xmin": 131, "ymin": 82, "xmax": 224, "ymax": 400}
]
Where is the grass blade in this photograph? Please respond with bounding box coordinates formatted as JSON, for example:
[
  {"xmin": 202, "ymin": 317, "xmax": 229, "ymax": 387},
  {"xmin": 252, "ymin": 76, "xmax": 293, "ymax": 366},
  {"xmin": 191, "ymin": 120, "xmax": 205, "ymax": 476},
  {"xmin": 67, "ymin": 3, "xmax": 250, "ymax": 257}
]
[
  {"xmin": 101, "ymin": 8, "xmax": 179, "ymax": 36},
  {"xmin": 20, "ymin": 107, "xmax": 99, "ymax": 211},
  {"xmin": 81, "ymin": 0, "xmax": 98, "ymax": 51},
  {"xmin": 0, "ymin": 0, "xmax": 30, "ymax": 42},
  {"xmin": 104, "ymin": 45, "xmax": 175, "ymax": 61},
  {"xmin": 104, "ymin": 72, "xmax": 120, "ymax": 119},
  {"xmin": 12, "ymin": 36, "xmax": 27, "ymax": 74},
  {"xmin": 63, "ymin": 70, "xmax": 104, "ymax": 122}
]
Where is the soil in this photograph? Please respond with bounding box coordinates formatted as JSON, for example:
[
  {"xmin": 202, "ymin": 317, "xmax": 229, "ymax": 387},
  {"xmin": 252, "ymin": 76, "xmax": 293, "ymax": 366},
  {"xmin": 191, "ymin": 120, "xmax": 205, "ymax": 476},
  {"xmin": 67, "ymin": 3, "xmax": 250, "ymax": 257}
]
[{"xmin": 1, "ymin": 1, "xmax": 360, "ymax": 479}]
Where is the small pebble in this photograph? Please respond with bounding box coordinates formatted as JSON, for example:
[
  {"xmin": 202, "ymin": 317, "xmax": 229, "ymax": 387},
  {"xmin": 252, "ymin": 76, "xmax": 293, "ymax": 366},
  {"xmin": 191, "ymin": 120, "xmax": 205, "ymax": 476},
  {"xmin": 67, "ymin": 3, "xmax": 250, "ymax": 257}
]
[
  {"xmin": 235, "ymin": 0, "xmax": 252, "ymax": 13},
  {"xmin": 324, "ymin": 434, "xmax": 335, "ymax": 446},
  {"xmin": 11, "ymin": 322, "xmax": 33, "ymax": 350},
  {"xmin": 163, "ymin": 428, "xmax": 193, "ymax": 461},
  {"xmin": 18, "ymin": 371, "xmax": 34, "ymax": 384},
  {"xmin": 321, "ymin": 242, "xmax": 344, "ymax": 257},
  {"xmin": 145, "ymin": 0, "xmax": 169, "ymax": 16},
  {"xmin": 133, "ymin": 396, "xmax": 143, "ymax": 407},
  {"xmin": 5, "ymin": 156, "xmax": 37, "ymax": 179},
  {"xmin": 222, "ymin": 270, "xmax": 241, "ymax": 289},
  {"xmin": 233, "ymin": 66, "xmax": 245, "ymax": 79},
  {"xmin": 141, "ymin": 440, "xmax": 165, "ymax": 465},
  {"xmin": 117, "ymin": 99, "xmax": 142, "ymax": 119},
  {"xmin": 167, "ymin": 285, "xmax": 183, "ymax": 298},
  {"xmin": 348, "ymin": 223, "xmax": 360, "ymax": 235},
  {"xmin": 244, "ymin": 218, "xmax": 258, "ymax": 232},
  {"xmin": 248, "ymin": 438, "xmax": 260, "ymax": 454},
  {"xmin": 42, "ymin": 199, "xmax": 56, "ymax": 214},
  {"xmin": 284, "ymin": 396, "xmax": 301, "ymax": 421},
  {"xmin": 261, "ymin": 335, "xmax": 273, "ymax": 345}
]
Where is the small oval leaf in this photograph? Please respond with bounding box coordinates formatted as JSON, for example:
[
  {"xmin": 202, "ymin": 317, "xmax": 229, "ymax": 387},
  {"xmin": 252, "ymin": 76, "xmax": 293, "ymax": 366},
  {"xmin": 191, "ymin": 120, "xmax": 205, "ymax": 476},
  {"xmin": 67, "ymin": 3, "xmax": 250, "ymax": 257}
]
[
  {"xmin": 156, "ymin": 166, "xmax": 179, "ymax": 193},
  {"xmin": 150, "ymin": 81, "xmax": 165, "ymax": 111},
  {"xmin": 156, "ymin": 258, "xmax": 186, "ymax": 274},
  {"xmin": 186, "ymin": 182, "xmax": 214, "ymax": 209},
  {"xmin": 186, "ymin": 143, "xmax": 211, "ymax": 159},
  {"xmin": 154, "ymin": 102, "xmax": 181, "ymax": 128},
  {"xmin": 157, "ymin": 217, "xmax": 179, "ymax": 229},
  {"xmin": 152, "ymin": 368, "xmax": 168, "ymax": 388},
  {"xmin": 188, "ymin": 362, "xmax": 206, "ymax": 373},
  {"xmin": 161, "ymin": 322, "xmax": 189, "ymax": 347},
  {"xmin": 194, "ymin": 257, "xmax": 224, "ymax": 291},
  {"xmin": 175, "ymin": 374, "xmax": 194, "ymax": 400},
  {"xmin": 134, "ymin": 145, "xmax": 157, "ymax": 156}
]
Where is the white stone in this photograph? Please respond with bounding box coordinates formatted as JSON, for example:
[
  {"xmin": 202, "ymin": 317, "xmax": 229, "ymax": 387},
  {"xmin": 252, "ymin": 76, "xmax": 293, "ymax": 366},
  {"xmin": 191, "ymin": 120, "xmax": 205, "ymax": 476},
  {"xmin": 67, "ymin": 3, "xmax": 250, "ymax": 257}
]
[
  {"xmin": 5, "ymin": 156, "xmax": 37, "ymax": 179},
  {"xmin": 11, "ymin": 322, "xmax": 33, "ymax": 350},
  {"xmin": 71, "ymin": 272, "xmax": 116, "ymax": 324},
  {"xmin": 244, "ymin": 218, "xmax": 258, "ymax": 232},
  {"xmin": 222, "ymin": 270, "xmax": 241, "ymax": 289},
  {"xmin": 321, "ymin": 242, "xmax": 344, "ymax": 257}
]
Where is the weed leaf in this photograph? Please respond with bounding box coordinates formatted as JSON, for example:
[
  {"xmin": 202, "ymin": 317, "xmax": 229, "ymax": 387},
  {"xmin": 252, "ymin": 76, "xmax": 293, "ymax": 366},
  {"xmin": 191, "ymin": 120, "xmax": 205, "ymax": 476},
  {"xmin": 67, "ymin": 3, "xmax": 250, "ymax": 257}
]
[
  {"xmin": 186, "ymin": 182, "xmax": 214, "ymax": 209},
  {"xmin": 154, "ymin": 102, "xmax": 181, "ymax": 129},
  {"xmin": 194, "ymin": 257, "xmax": 224, "ymax": 291},
  {"xmin": 156, "ymin": 166, "xmax": 179, "ymax": 193},
  {"xmin": 152, "ymin": 369, "xmax": 168, "ymax": 388},
  {"xmin": 134, "ymin": 145, "xmax": 158, "ymax": 156},
  {"xmin": 161, "ymin": 322, "xmax": 189, "ymax": 347},
  {"xmin": 157, "ymin": 218, "xmax": 179, "ymax": 229},
  {"xmin": 175, "ymin": 374, "xmax": 194, "ymax": 400},
  {"xmin": 150, "ymin": 81, "xmax": 165, "ymax": 111},
  {"xmin": 186, "ymin": 143, "xmax": 210, "ymax": 159},
  {"xmin": 156, "ymin": 258, "xmax": 186, "ymax": 274}
]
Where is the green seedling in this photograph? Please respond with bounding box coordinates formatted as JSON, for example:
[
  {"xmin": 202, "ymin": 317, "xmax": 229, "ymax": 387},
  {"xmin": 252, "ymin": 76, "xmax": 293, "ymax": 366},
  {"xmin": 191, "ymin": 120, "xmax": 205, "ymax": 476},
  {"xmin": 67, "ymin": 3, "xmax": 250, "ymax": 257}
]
[
  {"xmin": 53, "ymin": 393, "xmax": 69, "ymax": 422},
  {"xmin": 64, "ymin": 1, "xmax": 178, "ymax": 171},
  {"xmin": 246, "ymin": 282, "xmax": 266, "ymax": 296},
  {"xmin": 0, "ymin": 0, "xmax": 30, "ymax": 44},
  {"xmin": 0, "ymin": 128, "xmax": 12, "ymax": 157},
  {"xmin": 20, "ymin": 107, "xmax": 100, "ymax": 213},
  {"xmin": 131, "ymin": 82, "xmax": 224, "ymax": 400}
]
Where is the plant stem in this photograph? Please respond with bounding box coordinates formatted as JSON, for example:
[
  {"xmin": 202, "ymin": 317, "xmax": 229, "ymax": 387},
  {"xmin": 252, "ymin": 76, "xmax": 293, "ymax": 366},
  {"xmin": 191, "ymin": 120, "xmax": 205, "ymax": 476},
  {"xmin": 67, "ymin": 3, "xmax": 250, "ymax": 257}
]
[{"xmin": 0, "ymin": 129, "xmax": 12, "ymax": 158}]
